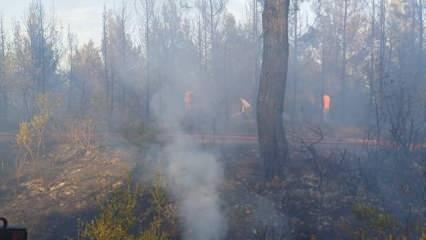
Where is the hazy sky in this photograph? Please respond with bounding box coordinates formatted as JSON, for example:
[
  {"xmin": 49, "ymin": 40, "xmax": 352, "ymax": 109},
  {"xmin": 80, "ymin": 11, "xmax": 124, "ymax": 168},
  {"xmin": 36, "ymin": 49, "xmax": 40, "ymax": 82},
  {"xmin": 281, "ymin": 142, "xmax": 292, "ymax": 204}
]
[
  {"xmin": 0, "ymin": 0, "xmax": 313, "ymax": 44},
  {"xmin": 0, "ymin": 0, "xmax": 249, "ymax": 43}
]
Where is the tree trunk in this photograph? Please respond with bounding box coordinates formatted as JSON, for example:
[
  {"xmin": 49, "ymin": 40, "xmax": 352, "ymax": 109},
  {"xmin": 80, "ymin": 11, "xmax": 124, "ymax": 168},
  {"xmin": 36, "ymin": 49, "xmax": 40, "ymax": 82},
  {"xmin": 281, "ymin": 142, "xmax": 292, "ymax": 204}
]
[
  {"xmin": 376, "ymin": 0, "xmax": 386, "ymax": 141},
  {"xmin": 292, "ymin": 0, "xmax": 299, "ymax": 120},
  {"xmin": 341, "ymin": 0, "xmax": 348, "ymax": 122},
  {"xmin": 0, "ymin": 18, "xmax": 6, "ymax": 121},
  {"xmin": 252, "ymin": 0, "xmax": 260, "ymax": 107},
  {"xmin": 145, "ymin": 0, "xmax": 151, "ymax": 121},
  {"xmin": 102, "ymin": 6, "xmax": 111, "ymax": 117},
  {"xmin": 318, "ymin": 1, "xmax": 326, "ymax": 122},
  {"xmin": 67, "ymin": 26, "xmax": 74, "ymax": 112},
  {"xmin": 418, "ymin": 0, "xmax": 423, "ymax": 80},
  {"xmin": 257, "ymin": 0, "xmax": 290, "ymax": 180}
]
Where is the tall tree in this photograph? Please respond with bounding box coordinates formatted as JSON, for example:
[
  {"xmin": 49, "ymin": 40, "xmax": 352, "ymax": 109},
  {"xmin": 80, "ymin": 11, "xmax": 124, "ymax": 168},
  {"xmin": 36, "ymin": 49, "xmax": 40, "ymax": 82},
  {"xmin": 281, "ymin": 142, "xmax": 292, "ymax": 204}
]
[
  {"xmin": 251, "ymin": 0, "xmax": 261, "ymax": 101},
  {"xmin": 0, "ymin": 16, "xmax": 7, "ymax": 121},
  {"xmin": 117, "ymin": 4, "xmax": 128, "ymax": 106},
  {"xmin": 67, "ymin": 26, "xmax": 76, "ymax": 111},
  {"xmin": 318, "ymin": 0, "xmax": 327, "ymax": 122},
  {"xmin": 73, "ymin": 41, "xmax": 104, "ymax": 114},
  {"xmin": 417, "ymin": 0, "xmax": 423, "ymax": 81},
  {"xmin": 378, "ymin": 0, "xmax": 386, "ymax": 102},
  {"xmin": 341, "ymin": 0, "xmax": 348, "ymax": 121},
  {"xmin": 257, "ymin": 0, "xmax": 290, "ymax": 180},
  {"xmin": 196, "ymin": 0, "xmax": 227, "ymax": 74},
  {"xmin": 373, "ymin": 0, "xmax": 386, "ymax": 141},
  {"xmin": 138, "ymin": 0, "xmax": 156, "ymax": 121},
  {"xmin": 291, "ymin": 0, "xmax": 299, "ymax": 119},
  {"xmin": 102, "ymin": 5, "xmax": 111, "ymax": 116},
  {"xmin": 369, "ymin": 0, "xmax": 376, "ymax": 111},
  {"xmin": 26, "ymin": 0, "xmax": 59, "ymax": 94}
]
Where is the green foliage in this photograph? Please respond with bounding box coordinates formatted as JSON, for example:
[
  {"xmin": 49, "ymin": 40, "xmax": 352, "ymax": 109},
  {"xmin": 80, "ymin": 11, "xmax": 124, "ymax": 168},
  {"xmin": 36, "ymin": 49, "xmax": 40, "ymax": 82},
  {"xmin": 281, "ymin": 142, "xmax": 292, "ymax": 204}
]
[
  {"xmin": 80, "ymin": 178, "xmax": 140, "ymax": 240},
  {"xmin": 352, "ymin": 203, "xmax": 398, "ymax": 232},
  {"xmin": 137, "ymin": 175, "xmax": 177, "ymax": 240},
  {"xmin": 16, "ymin": 94, "xmax": 57, "ymax": 162},
  {"xmin": 79, "ymin": 176, "xmax": 177, "ymax": 240},
  {"xmin": 342, "ymin": 202, "xmax": 426, "ymax": 239}
]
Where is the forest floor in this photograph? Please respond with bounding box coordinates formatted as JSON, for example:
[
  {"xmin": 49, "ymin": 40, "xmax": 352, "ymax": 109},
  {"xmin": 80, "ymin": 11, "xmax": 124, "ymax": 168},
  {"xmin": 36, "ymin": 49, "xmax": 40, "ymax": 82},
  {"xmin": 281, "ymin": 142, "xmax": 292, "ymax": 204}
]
[
  {"xmin": 0, "ymin": 125, "xmax": 424, "ymax": 239},
  {"xmin": 209, "ymin": 142, "xmax": 424, "ymax": 239},
  {"xmin": 0, "ymin": 142, "xmax": 130, "ymax": 239}
]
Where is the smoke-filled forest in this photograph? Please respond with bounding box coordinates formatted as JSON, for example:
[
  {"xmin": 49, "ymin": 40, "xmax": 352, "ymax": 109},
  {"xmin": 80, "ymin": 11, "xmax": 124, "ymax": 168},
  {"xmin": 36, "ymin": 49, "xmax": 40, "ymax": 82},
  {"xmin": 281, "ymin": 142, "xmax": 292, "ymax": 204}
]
[{"xmin": 0, "ymin": 0, "xmax": 425, "ymax": 239}]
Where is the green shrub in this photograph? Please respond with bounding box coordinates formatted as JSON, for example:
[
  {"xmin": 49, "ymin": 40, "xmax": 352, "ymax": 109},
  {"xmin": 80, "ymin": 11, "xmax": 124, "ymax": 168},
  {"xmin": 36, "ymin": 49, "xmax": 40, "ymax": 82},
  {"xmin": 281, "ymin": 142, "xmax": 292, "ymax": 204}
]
[
  {"xmin": 352, "ymin": 203, "xmax": 398, "ymax": 232},
  {"xmin": 16, "ymin": 94, "xmax": 52, "ymax": 162},
  {"xmin": 79, "ymin": 176, "xmax": 177, "ymax": 240}
]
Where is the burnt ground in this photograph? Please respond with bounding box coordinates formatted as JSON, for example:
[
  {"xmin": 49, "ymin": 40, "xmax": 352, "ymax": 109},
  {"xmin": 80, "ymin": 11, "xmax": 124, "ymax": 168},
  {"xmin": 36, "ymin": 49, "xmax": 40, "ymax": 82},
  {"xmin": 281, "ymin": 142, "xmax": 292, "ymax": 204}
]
[
  {"xmin": 217, "ymin": 143, "xmax": 425, "ymax": 239},
  {"xmin": 0, "ymin": 143, "xmax": 129, "ymax": 239},
  {"xmin": 220, "ymin": 144, "xmax": 352, "ymax": 239},
  {"xmin": 0, "ymin": 134, "xmax": 424, "ymax": 239}
]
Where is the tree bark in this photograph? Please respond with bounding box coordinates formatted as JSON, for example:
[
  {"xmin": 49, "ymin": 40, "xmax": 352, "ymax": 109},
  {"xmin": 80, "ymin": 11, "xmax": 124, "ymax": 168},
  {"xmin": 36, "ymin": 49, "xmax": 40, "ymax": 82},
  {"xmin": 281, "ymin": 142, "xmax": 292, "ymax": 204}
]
[
  {"xmin": 376, "ymin": 0, "xmax": 386, "ymax": 141},
  {"xmin": 0, "ymin": 17, "xmax": 7, "ymax": 121},
  {"xmin": 102, "ymin": 6, "xmax": 111, "ymax": 117},
  {"xmin": 318, "ymin": 1, "xmax": 326, "ymax": 122},
  {"xmin": 292, "ymin": 0, "xmax": 299, "ymax": 120},
  {"xmin": 418, "ymin": 0, "xmax": 423, "ymax": 80},
  {"xmin": 144, "ymin": 0, "xmax": 151, "ymax": 121},
  {"xmin": 257, "ymin": 0, "xmax": 290, "ymax": 180},
  {"xmin": 341, "ymin": 0, "xmax": 348, "ymax": 122}
]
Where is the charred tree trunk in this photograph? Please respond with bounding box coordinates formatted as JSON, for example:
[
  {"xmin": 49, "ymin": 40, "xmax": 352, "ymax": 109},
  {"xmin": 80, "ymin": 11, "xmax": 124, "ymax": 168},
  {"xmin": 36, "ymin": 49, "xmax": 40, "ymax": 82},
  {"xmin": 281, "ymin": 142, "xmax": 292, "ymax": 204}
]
[
  {"xmin": 341, "ymin": 0, "xmax": 348, "ymax": 122},
  {"xmin": 257, "ymin": 0, "xmax": 290, "ymax": 180},
  {"xmin": 119, "ymin": 5, "xmax": 127, "ymax": 107},
  {"xmin": 292, "ymin": 0, "xmax": 299, "ymax": 120},
  {"xmin": 376, "ymin": 0, "xmax": 386, "ymax": 141},
  {"xmin": 102, "ymin": 6, "xmax": 111, "ymax": 117},
  {"xmin": 0, "ymin": 17, "xmax": 7, "ymax": 121},
  {"xmin": 370, "ymin": 0, "xmax": 376, "ymax": 111},
  {"xmin": 319, "ymin": 1, "xmax": 326, "ymax": 122},
  {"xmin": 145, "ymin": 0, "xmax": 151, "ymax": 121},
  {"xmin": 418, "ymin": 0, "xmax": 423, "ymax": 80},
  {"xmin": 67, "ymin": 26, "xmax": 74, "ymax": 112},
  {"xmin": 251, "ymin": 0, "xmax": 261, "ymax": 108}
]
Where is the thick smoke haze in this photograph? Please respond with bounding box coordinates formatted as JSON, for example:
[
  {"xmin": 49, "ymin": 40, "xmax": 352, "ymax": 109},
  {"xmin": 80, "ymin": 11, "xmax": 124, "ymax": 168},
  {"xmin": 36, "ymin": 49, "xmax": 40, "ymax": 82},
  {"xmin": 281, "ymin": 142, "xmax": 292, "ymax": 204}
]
[
  {"xmin": 151, "ymin": 75, "xmax": 227, "ymax": 239},
  {"xmin": 0, "ymin": 0, "xmax": 424, "ymax": 239},
  {"xmin": 164, "ymin": 136, "xmax": 226, "ymax": 240}
]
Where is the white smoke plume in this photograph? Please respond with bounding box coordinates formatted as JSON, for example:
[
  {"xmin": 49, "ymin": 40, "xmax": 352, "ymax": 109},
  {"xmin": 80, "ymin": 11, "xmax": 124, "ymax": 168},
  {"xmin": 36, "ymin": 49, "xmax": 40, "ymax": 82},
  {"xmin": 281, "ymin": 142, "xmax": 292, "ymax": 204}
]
[
  {"xmin": 164, "ymin": 135, "xmax": 226, "ymax": 240},
  {"xmin": 151, "ymin": 85, "xmax": 227, "ymax": 239}
]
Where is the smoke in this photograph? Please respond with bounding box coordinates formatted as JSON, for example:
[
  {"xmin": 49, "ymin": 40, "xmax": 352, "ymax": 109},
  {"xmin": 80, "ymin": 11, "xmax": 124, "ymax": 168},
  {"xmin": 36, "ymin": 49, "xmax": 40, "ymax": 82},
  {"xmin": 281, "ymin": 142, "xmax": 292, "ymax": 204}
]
[
  {"xmin": 151, "ymin": 83, "xmax": 227, "ymax": 239},
  {"xmin": 164, "ymin": 135, "xmax": 226, "ymax": 240}
]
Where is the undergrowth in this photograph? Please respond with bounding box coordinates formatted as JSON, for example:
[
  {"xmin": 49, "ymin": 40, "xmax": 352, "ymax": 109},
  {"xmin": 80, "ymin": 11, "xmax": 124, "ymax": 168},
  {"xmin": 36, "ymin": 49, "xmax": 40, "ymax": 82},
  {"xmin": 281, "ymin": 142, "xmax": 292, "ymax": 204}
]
[{"xmin": 78, "ymin": 175, "xmax": 178, "ymax": 240}]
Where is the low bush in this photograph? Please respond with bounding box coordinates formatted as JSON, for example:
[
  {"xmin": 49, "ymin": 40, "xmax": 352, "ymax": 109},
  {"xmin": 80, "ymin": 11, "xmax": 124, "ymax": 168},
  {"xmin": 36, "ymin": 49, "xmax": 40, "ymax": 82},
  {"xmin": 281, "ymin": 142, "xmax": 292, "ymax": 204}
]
[{"xmin": 79, "ymin": 175, "xmax": 178, "ymax": 240}]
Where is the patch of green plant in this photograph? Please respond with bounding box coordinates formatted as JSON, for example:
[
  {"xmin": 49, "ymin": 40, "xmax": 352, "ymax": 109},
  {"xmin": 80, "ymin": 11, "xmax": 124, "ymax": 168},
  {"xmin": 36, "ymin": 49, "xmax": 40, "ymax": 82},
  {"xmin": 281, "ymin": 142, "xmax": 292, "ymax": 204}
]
[
  {"xmin": 16, "ymin": 94, "xmax": 58, "ymax": 162},
  {"xmin": 353, "ymin": 203, "xmax": 398, "ymax": 232},
  {"xmin": 79, "ymin": 175, "xmax": 177, "ymax": 240},
  {"xmin": 351, "ymin": 202, "xmax": 401, "ymax": 239}
]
